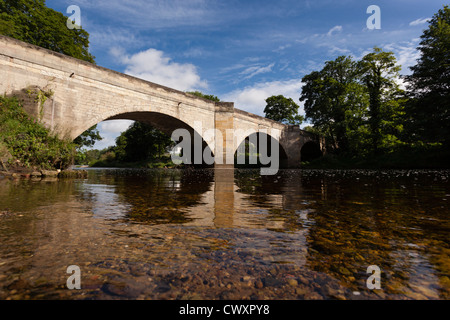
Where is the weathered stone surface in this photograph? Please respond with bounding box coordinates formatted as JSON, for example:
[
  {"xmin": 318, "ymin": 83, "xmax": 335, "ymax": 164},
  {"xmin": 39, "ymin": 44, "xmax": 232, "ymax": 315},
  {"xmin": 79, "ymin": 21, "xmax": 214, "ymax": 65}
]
[
  {"xmin": 0, "ymin": 35, "xmax": 324, "ymax": 169},
  {"xmin": 40, "ymin": 170, "xmax": 59, "ymax": 177}
]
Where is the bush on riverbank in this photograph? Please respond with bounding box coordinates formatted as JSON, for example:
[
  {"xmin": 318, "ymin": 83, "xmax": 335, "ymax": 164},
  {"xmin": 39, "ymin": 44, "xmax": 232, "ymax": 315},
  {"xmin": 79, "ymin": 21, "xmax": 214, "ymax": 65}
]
[
  {"xmin": 302, "ymin": 143, "xmax": 450, "ymax": 169},
  {"xmin": 0, "ymin": 95, "xmax": 76, "ymax": 171}
]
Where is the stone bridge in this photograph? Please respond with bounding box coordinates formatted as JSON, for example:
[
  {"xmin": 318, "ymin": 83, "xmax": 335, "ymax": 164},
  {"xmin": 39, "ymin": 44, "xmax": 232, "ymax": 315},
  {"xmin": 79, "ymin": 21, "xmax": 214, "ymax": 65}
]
[{"xmin": 0, "ymin": 35, "xmax": 323, "ymax": 168}]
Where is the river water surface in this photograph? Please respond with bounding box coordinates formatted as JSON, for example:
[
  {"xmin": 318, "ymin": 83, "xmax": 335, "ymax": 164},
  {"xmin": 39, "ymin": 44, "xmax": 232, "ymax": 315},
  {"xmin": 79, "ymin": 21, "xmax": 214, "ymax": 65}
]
[{"xmin": 0, "ymin": 168, "xmax": 449, "ymax": 300}]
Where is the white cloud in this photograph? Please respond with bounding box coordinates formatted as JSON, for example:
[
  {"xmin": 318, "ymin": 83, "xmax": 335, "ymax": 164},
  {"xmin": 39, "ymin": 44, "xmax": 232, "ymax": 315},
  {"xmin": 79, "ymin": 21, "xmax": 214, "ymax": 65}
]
[
  {"xmin": 112, "ymin": 48, "xmax": 208, "ymax": 91},
  {"xmin": 240, "ymin": 63, "xmax": 275, "ymax": 80},
  {"xmin": 409, "ymin": 18, "xmax": 430, "ymax": 26},
  {"xmin": 222, "ymin": 79, "xmax": 304, "ymax": 116},
  {"xmin": 274, "ymin": 44, "xmax": 292, "ymax": 52},
  {"xmin": 90, "ymin": 120, "xmax": 134, "ymax": 150},
  {"xmin": 384, "ymin": 41, "xmax": 421, "ymax": 74},
  {"xmin": 327, "ymin": 25, "xmax": 343, "ymax": 37},
  {"xmin": 100, "ymin": 120, "xmax": 134, "ymax": 134},
  {"xmin": 70, "ymin": 0, "xmax": 216, "ymax": 29}
]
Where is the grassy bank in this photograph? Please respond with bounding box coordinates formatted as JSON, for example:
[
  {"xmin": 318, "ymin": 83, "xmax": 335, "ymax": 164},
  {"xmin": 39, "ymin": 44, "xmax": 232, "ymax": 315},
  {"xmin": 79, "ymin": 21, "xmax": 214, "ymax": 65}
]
[
  {"xmin": 0, "ymin": 95, "xmax": 76, "ymax": 172},
  {"xmin": 302, "ymin": 145, "xmax": 450, "ymax": 169}
]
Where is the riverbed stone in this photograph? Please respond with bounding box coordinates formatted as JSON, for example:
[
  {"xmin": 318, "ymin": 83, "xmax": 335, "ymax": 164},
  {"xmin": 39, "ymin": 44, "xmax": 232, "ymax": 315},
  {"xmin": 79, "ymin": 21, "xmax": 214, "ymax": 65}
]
[{"xmin": 40, "ymin": 170, "xmax": 59, "ymax": 177}]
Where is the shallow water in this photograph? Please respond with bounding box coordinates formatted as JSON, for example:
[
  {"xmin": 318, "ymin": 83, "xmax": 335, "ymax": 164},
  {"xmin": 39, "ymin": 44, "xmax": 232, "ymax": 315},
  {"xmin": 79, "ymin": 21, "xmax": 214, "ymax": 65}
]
[{"xmin": 0, "ymin": 168, "xmax": 448, "ymax": 300}]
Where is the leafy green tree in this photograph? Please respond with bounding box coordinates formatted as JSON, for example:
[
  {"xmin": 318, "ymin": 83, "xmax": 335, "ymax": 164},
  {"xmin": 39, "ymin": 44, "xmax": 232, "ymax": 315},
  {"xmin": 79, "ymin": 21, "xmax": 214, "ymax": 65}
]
[
  {"xmin": 1, "ymin": 0, "xmax": 98, "ymax": 164},
  {"xmin": 359, "ymin": 47, "xmax": 403, "ymax": 154},
  {"xmin": 405, "ymin": 6, "xmax": 450, "ymax": 146},
  {"xmin": 187, "ymin": 91, "xmax": 220, "ymax": 102},
  {"xmin": 74, "ymin": 125, "xmax": 102, "ymax": 149},
  {"xmin": 0, "ymin": 96, "xmax": 76, "ymax": 169},
  {"xmin": 115, "ymin": 122, "xmax": 174, "ymax": 162},
  {"xmin": 0, "ymin": 0, "xmax": 95, "ymax": 63},
  {"xmin": 300, "ymin": 56, "xmax": 368, "ymax": 154},
  {"xmin": 264, "ymin": 95, "xmax": 304, "ymax": 125}
]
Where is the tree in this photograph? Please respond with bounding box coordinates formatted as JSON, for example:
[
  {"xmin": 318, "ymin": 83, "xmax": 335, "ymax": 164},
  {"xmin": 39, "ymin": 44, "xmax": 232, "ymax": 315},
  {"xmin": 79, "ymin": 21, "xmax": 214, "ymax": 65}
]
[
  {"xmin": 359, "ymin": 47, "xmax": 403, "ymax": 154},
  {"xmin": 0, "ymin": 0, "xmax": 95, "ymax": 63},
  {"xmin": 187, "ymin": 91, "xmax": 220, "ymax": 102},
  {"xmin": 264, "ymin": 95, "xmax": 304, "ymax": 125},
  {"xmin": 74, "ymin": 125, "xmax": 102, "ymax": 149},
  {"xmin": 405, "ymin": 6, "xmax": 450, "ymax": 146},
  {"xmin": 115, "ymin": 122, "xmax": 174, "ymax": 162},
  {"xmin": 300, "ymin": 56, "xmax": 368, "ymax": 154}
]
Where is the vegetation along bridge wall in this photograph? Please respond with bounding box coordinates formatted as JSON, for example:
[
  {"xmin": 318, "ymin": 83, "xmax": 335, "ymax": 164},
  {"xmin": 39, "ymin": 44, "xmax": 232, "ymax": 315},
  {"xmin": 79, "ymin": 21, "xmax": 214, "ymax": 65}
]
[{"xmin": 0, "ymin": 35, "xmax": 323, "ymax": 168}]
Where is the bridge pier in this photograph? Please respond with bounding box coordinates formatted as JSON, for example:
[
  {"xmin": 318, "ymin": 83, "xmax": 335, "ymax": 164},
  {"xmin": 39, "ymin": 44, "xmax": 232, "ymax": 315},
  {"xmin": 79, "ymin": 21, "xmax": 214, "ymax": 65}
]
[
  {"xmin": 214, "ymin": 102, "xmax": 235, "ymax": 169},
  {"xmin": 0, "ymin": 35, "xmax": 323, "ymax": 170}
]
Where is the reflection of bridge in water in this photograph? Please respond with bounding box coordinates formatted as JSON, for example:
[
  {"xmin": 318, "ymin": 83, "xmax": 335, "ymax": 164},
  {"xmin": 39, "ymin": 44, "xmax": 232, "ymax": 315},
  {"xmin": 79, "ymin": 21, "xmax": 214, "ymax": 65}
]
[
  {"xmin": 198, "ymin": 168, "xmax": 310, "ymax": 230},
  {"xmin": 2, "ymin": 169, "xmax": 445, "ymax": 300}
]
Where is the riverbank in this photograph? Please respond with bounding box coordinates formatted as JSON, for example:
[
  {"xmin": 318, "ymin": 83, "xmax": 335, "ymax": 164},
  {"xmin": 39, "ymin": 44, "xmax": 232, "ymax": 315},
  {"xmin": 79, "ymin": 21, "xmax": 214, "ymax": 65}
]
[
  {"xmin": 0, "ymin": 96, "xmax": 76, "ymax": 173},
  {"xmin": 302, "ymin": 145, "xmax": 450, "ymax": 169},
  {"xmin": 88, "ymin": 154, "xmax": 181, "ymax": 169},
  {"xmin": 0, "ymin": 168, "xmax": 87, "ymax": 180}
]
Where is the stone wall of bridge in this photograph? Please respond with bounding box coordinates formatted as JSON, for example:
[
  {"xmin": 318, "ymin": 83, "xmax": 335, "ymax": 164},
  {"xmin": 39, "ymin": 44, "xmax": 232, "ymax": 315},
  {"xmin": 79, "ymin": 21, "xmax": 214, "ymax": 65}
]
[{"xmin": 0, "ymin": 35, "xmax": 323, "ymax": 169}]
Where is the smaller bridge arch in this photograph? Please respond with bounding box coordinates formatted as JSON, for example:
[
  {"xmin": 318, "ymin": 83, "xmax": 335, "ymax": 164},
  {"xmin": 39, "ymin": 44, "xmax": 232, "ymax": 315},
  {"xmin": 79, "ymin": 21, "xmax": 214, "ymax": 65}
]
[{"xmin": 0, "ymin": 35, "xmax": 323, "ymax": 170}]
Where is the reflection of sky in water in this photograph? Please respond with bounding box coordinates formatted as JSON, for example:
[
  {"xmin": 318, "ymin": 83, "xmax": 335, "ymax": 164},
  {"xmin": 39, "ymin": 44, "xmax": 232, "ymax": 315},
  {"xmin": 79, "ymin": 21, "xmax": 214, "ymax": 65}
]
[{"xmin": 82, "ymin": 184, "xmax": 131, "ymax": 220}]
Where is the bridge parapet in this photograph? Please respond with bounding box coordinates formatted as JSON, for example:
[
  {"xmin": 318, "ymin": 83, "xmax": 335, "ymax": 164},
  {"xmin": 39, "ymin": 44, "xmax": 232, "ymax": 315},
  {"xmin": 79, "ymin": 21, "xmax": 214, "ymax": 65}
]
[{"xmin": 0, "ymin": 35, "xmax": 323, "ymax": 169}]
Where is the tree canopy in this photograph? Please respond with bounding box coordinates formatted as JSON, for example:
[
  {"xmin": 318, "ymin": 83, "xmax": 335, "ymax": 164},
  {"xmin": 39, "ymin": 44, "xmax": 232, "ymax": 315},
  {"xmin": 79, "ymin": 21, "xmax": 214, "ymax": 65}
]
[
  {"xmin": 0, "ymin": 0, "xmax": 95, "ymax": 63},
  {"xmin": 301, "ymin": 56, "xmax": 367, "ymax": 154},
  {"xmin": 264, "ymin": 95, "xmax": 304, "ymax": 125},
  {"xmin": 114, "ymin": 122, "xmax": 174, "ymax": 162},
  {"xmin": 359, "ymin": 47, "xmax": 404, "ymax": 153},
  {"xmin": 74, "ymin": 125, "xmax": 102, "ymax": 149},
  {"xmin": 301, "ymin": 48, "xmax": 406, "ymax": 156},
  {"xmin": 405, "ymin": 5, "xmax": 450, "ymax": 146}
]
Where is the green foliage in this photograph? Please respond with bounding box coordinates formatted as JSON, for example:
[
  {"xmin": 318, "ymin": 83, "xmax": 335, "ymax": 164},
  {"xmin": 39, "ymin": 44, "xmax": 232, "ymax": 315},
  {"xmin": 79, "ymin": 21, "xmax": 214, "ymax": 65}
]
[
  {"xmin": 187, "ymin": 91, "xmax": 221, "ymax": 102},
  {"xmin": 114, "ymin": 122, "xmax": 174, "ymax": 162},
  {"xmin": 26, "ymin": 87, "xmax": 54, "ymax": 120},
  {"xmin": 74, "ymin": 125, "xmax": 102, "ymax": 149},
  {"xmin": 359, "ymin": 47, "xmax": 404, "ymax": 154},
  {"xmin": 301, "ymin": 56, "xmax": 368, "ymax": 154},
  {"xmin": 0, "ymin": 0, "xmax": 95, "ymax": 63},
  {"xmin": 85, "ymin": 122, "xmax": 176, "ymax": 168},
  {"xmin": 301, "ymin": 50, "xmax": 407, "ymax": 156},
  {"xmin": 302, "ymin": 143, "xmax": 449, "ymax": 169},
  {"xmin": 0, "ymin": 96, "xmax": 76, "ymax": 169},
  {"xmin": 405, "ymin": 5, "xmax": 450, "ymax": 146},
  {"xmin": 264, "ymin": 95, "xmax": 304, "ymax": 125}
]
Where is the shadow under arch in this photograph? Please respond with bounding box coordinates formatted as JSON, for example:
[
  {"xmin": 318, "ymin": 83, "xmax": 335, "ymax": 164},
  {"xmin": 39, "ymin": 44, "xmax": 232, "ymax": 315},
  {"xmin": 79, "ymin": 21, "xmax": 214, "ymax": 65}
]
[
  {"xmin": 81, "ymin": 111, "xmax": 215, "ymax": 167},
  {"xmin": 300, "ymin": 141, "xmax": 322, "ymax": 163},
  {"xmin": 234, "ymin": 131, "xmax": 289, "ymax": 169}
]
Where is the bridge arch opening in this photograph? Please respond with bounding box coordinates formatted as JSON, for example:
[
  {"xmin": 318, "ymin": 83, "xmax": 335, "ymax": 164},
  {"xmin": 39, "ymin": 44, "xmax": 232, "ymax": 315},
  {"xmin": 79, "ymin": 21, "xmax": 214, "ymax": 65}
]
[
  {"xmin": 76, "ymin": 111, "xmax": 215, "ymax": 167},
  {"xmin": 234, "ymin": 132, "xmax": 289, "ymax": 169},
  {"xmin": 301, "ymin": 141, "xmax": 322, "ymax": 163}
]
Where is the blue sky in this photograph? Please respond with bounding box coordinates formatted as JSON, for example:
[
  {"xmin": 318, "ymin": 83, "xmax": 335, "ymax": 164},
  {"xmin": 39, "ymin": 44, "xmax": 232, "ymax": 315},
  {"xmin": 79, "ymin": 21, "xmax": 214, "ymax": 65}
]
[{"xmin": 46, "ymin": 0, "xmax": 447, "ymax": 150}]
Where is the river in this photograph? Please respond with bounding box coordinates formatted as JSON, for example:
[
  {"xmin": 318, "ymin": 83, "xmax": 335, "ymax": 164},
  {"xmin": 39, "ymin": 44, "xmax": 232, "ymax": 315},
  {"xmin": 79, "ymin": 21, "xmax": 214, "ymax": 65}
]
[{"xmin": 0, "ymin": 168, "xmax": 448, "ymax": 300}]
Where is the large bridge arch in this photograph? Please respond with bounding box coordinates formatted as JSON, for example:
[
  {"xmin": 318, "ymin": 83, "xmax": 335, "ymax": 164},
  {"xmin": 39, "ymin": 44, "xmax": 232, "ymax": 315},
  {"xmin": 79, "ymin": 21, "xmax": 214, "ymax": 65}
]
[
  {"xmin": 101, "ymin": 111, "xmax": 216, "ymax": 163},
  {"xmin": 0, "ymin": 35, "xmax": 323, "ymax": 169},
  {"xmin": 234, "ymin": 131, "xmax": 290, "ymax": 168}
]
